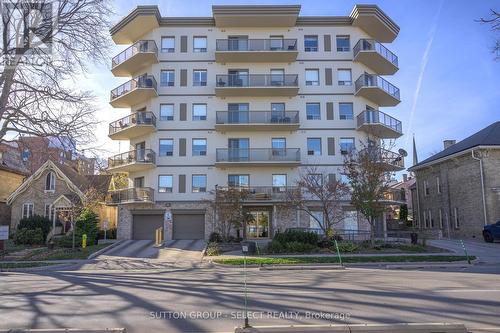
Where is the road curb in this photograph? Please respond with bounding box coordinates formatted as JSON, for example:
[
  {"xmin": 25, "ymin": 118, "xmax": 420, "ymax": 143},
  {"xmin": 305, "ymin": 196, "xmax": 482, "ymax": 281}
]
[
  {"xmin": 0, "ymin": 262, "xmax": 78, "ymax": 272},
  {"xmin": 260, "ymin": 264, "xmax": 345, "ymax": 271},
  {"xmin": 87, "ymin": 240, "xmax": 125, "ymax": 259}
]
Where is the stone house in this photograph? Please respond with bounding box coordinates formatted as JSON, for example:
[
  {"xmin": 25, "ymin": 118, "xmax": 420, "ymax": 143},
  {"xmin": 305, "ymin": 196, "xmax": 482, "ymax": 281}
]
[{"xmin": 408, "ymin": 121, "xmax": 500, "ymax": 240}]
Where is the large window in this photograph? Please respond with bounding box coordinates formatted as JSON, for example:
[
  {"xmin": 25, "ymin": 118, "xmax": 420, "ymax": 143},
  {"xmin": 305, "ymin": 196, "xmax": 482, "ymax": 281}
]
[
  {"xmin": 338, "ymin": 69, "xmax": 352, "ymax": 86},
  {"xmin": 193, "ymin": 36, "xmax": 207, "ymax": 52},
  {"xmin": 272, "ymin": 174, "xmax": 287, "ymax": 193},
  {"xmin": 339, "ymin": 103, "xmax": 354, "ymax": 120},
  {"xmin": 228, "ymin": 174, "xmax": 249, "ymax": 187},
  {"xmin": 307, "ymin": 138, "xmax": 322, "ymax": 156},
  {"xmin": 340, "ymin": 137, "xmax": 355, "ymax": 154},
  {"xmin": 160, "ymin": 104, "xmax": 174, "ymax": 121},
  {"xmin": 192, "ymin": 174, "xmax": 207, "ymax": 193},
  {"xmin": 336, "ymin": 35, "xmax": 350, "ymax": 52},
  {"xmin": 192, "ymin": 139, "xmax": 207, "ymax": 156},
  {"xmin": 306, "ymin": 103, "xmax": 321, "ymax": 120},
  {"xmin": 161, "ymin": 37, "xmax": 175, "ymax": 53},
  {"xmin": 193, "ymin": 70, "xmax": 207, "ymax": 86},
  {"xmin": 437, "ymin": 177, "xmax": 442, "ymax": 194},
  {"xmin": 305, "ymin": 69, "xmax": 319, "ymax": 86},
  {"xmin": 160, "ymin": 70, "xmax": 175, "ymax": 86},
  {"xmin": 309, "ymin": 210, "xmax": 324, "ymax": 229},
  {"xmin": 454, "ymin": 207, "xmax": 460, "ymax": 228},
  {"xmin": 45, "ymin": 171, "xmax": 55, "ymax": 191},
  {"xmin": 304, "ymin": 35, "xmax": 318, "ymax": 52},
  {"xmin": 158, "ymin": 175, "xmax": 173, "ymax": 193},
  {"xmin": 159, "ymin": 139, "xmax": 174, "ymax": 156},
  {"xmin": 44, "ymin": 204, "xmax": 55, "ymax": 221},
  {"xmin": 192, "ymin": 104, "xmax": 207, "ymax": 121},
  {"xmin": 22, "ymin": 203, "xmax": 34, "ymax": 219},
  {"xmin": 424, "ymin": 180, "xmax": 429, "ymax": 196}
]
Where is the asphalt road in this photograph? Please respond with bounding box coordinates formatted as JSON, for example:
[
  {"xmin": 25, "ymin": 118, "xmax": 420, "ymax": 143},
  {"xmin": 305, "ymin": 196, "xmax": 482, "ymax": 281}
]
[{"xmin": 1, "ymin": 265, "xmax": 500, "ymax": 333}]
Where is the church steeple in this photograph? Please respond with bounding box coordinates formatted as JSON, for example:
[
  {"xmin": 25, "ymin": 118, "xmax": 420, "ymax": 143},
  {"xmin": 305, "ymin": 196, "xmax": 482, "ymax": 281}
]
[{"xmin": 412, "ymin": 134, "xmax": 418, "ymax": 166}]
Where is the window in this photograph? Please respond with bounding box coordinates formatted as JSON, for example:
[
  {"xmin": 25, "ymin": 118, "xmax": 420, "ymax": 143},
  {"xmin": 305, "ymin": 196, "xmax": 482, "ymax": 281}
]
[
  {"xmin": 340, "ymin": 138, "xmax": 355, "ymax": 154},
  {"xmin": 338, "ymin": 69, "xmax": 352, "ymax": 86},
  {"xmin": 192, "ymin": 104, "xmax": 207, "ymax": 121},
  {"xmin": 423, "ymin": 210, "xmax": 428, "ymax": 228},
  {"xmin": 22, "ymin": 149, "xmax": 30, "ymax": 161},
  {"xmin": 305, "ymin": 69, "xmax": 319, "ymax": 86},
  {"xmin": 336, "ymin": 35, "xmax": 350, "ymax": 52},
  {"xmin": 272, "ymin": 174, "xmax": 287, "ymax": 192},
  {"xmin": 161, "ymin": 37, "xmax": 175, "ymax": 52},
  {"xmin": 192, "ymin": 139, "xmax": 207, "ymax": 156},
  {"xmin": 228, "ymin": 174, "xmax": 249, "ymax": 187},
  {"xmin": 22, "ymin": 203, "xmax": 33, "ymax": 219},
  {"xmin": 193, "ymin": 70, "xmax": 207, "ymax": 86},
  {"xmin": 437, "ymin": 177, "xmax": 441, "ymax": 194},
  {"xmin": 309, "ymin": 211, "xmax": 324, "ymax": 229},
  {"xmin": 192, "ymin": 174, "xmax": 207, "ymax": 192},
  {"xmin": 424, "ymin": 180, "xmax": 430, "ymax": 196},
  {"xmin": 306, "ymin": 103, "xmax": 321, "ymax": 120},
  {"xmin": 160, "ymin": 104, "xmax": 174, "ymax": 121},
  {"xmin": 308, "ymin": 174, "xmax": 323, "ymax": 185},
  {"xmin": 429, "ymin": 210, "xmax": 434, "ymax": 228},
  {"xmin": 159, "ymin": 139, "xmax": 174, "ymax": 156},
  {"xmin": 45, "ymin": 204, "xmax": 55, "ymax": 221},
  {"xmin": 45, "ymin": 171, "xmax": 55, "ymax": 191},
  {"xmin": 307, "ymin": 138, "xmax": 321, "ymax": 156},
  {"xmin": 439, "ymin": 209, "xmax": 443, "ymax": 229},
  {"xmin": 454, "ymin": 207, "xmax": 460, "ymax": 228},
  {"xmin": 339, "ymin": 103, "xmax": 354, "ymax": 120},
  {"xmin": 193, "ymin": 36, "xmax": 207, "ymax": 52},
  {"xmin": 160, "ymin": 70, "xmax": 175, "ymax": 86},
  {"xmin": 304, "ymin": 35, "xmax": 318, "ymax": 52},
  {"xmin": 158, "ymin": 175, "xmax": 173, "ymax": 193}
]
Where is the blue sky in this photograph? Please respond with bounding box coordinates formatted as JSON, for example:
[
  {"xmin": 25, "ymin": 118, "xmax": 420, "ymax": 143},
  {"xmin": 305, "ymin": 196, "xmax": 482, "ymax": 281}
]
[{"xmin": 86, "ymin": 0, "xmax": 499, "ymax": 167}]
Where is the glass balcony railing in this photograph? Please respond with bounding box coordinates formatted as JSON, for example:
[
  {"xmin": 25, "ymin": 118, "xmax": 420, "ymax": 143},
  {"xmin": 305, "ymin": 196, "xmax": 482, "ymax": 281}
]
[
  {"xmin": 357, "ymin": 110, "xmax": 402, "ymax": 134},
  {"xmin": 353, "ymin": 39, "xmax": 398, "ymax": 67},
  {"xmin": 109, "ymin": 112, "xmax": 157, "ymax": 136},
  {"xmin": 216, "ymin": 74, "xmax": 299, "ymax": 88},
  {"xmin": 106, "ymin": 187, "xmax": 154, "ymax": 204},
  {"xmin": 110, "ymin": 74, "xmax": 157, "ymax": 101},
  {"xmin": 216, "ymin": 148, "xmax": 301, "ymax": 163},
  {"xmin": 111, "ymin": 40, "xmax": 158, "ymax": 69},
  {"xmin": 108, "ymin": 149, "xmax": 156, "ymax": 169},
  {"xmin": 216, "ymin": 111, "xmax": 299, "ymax": 125},
  {"xmin": 216, "ymin": 39, "xmax": 298, "ymax": 52},
  {"xmin": 216, "ymin": 186, "xmax": 298, "ymax": 200},
  {"xmin": 354, "ymin": 74, "xmax": 400, "ymax": 100}
]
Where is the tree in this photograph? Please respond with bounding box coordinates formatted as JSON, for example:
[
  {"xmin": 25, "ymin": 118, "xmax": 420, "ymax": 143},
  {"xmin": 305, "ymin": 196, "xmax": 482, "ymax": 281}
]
[
  {"xmin": 0, "ymin": 0, "xmax": 112, "ymax": 145},
  {"xmin": 282, "ymin": 166, "xmax": 350, "ymax": 239},
  {"xmin": 342, "ymin": 141, "xmax": 395, "ymax": 246},
  {"xmin": 399, "ymin": 204, "xmax": 408, "ymax": 222},
  {"xmin": 478, "ymin": 9, "xmax": 500, "ymax": 61}
]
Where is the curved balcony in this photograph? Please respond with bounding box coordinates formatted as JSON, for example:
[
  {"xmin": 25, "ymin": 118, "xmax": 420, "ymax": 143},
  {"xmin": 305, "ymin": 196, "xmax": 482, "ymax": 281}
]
[
  {"xmin": 215, "ymin": 74, "xmax": 299, "ymax": 97},
  {"xmin": 215, "ymin": 148, "xmax": 301, "ymax": 167},
  {"xmin": 109, "ymin": 112, "xmax": 157, "ymax": 140},
  {"xmin": 354, "ymin": 74, "xmax": 400, "ymax": 107},
  {"xmin": 353, "ymin": 39, "xmax": 398, "ymax": 75},
  {"xmin": 107, "ymin": 149, "xmax": 156, "ymax": 173},
  {"xmin": 110, "ymin": 74, "xmax": 158, "ymax": 108},
  {"xmin": 215, "ymin": 39, "xmax": 298, "ymax": 63},
  {"xmin": 359, "ymin": 147, "xmax": 404, "ymax": 171},
  {"xmin": 106, "ymin": 187, "xmax": 154, "ymax": 205},
  {"xmin": 357, "ymin": 110, "xmax": 402, "ymax": 139},
  {"xmin": 111, "ymin": 40, "xmax": 158, "ymax": 77},
  {"xmin": 215, "ymin": 111, "xmax": 299, "ymax": 131}
]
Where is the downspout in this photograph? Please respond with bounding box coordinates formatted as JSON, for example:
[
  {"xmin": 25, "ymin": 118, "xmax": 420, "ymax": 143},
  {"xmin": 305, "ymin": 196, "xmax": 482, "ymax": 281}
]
[
  {"xmin": 415, "ymin": 178, "xmax": 421, "ymax": 230},
  {"xmin": 471, "ymin": 150, "xmax": 488, "ymax": 226}
]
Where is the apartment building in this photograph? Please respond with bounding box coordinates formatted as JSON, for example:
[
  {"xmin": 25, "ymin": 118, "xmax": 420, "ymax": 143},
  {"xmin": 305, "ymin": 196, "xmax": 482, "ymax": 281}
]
[{"xmin": 107, "ymin": 4, "xmax": 404, "ymax": 241}]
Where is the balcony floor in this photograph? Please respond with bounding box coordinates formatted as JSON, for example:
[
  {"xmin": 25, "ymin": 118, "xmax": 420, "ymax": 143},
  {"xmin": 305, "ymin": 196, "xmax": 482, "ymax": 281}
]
[
  {"xmin": 109, "ymin": 124, "xmax": 156, "ymax": 140},
  {"xmin": 107, "ymin": 162, "xmax": 156, "ymax": 173},
  {"xmin": 354, "ymin": 51, "xmax": 398, "ymax": 75},
  {"xmin": 110, "ymin": 88, "xmax": 158, "ymax": 108},
  {"xmin": 111, "ymin": 53, "xmax": 158, "ymax": 77},
  {"xmin": 215, "ymin": 86, "xmax": 299, "ymax": 97},
  {"xmin": 215, "ymin": 51, "xmax": 298, "ymax": 63},
  {"xmin": 355, "ymin": 86, "xmax": 400, "ymax": 107}
]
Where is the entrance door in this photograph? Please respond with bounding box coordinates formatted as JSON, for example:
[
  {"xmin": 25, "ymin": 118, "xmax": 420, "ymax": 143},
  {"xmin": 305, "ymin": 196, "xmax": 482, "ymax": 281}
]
[
  {"xmin": 228, "ymin": 69, "xmax": 248, "ymax": 87},
  {"xmin": 228, "ymin": 103, "xmax": 249, "ymax": 124},
  {"xmin": 135, "ymin": 142, "xmax": 146, "ymax": 162},
  {"xmin": 228, "ymin": 138, "xmax": 249, "ymax": 161},
  {"xmin": 246, "ymin": 211, "xmax": 270, "ymax": 239}
]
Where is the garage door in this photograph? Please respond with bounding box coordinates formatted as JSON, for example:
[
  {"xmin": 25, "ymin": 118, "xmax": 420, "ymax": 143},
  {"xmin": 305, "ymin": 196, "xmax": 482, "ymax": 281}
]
[
  {"xmin": 173, "ymin": 213, "xmax": 205, "ymax": 240},
  {"xmin": 132, "ymin": 214, "xmax": 164, "ymax": 240}
]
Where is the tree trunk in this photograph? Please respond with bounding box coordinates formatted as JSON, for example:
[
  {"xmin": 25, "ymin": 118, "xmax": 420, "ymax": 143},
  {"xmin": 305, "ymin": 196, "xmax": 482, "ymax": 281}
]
[{"xmin": 370, "ymin": 217, "xmax": 375, "ymax": 247}]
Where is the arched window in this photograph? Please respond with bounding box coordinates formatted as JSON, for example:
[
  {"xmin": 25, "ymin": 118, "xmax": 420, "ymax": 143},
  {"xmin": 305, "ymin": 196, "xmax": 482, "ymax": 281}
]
[{"xmin": 45, "ymin": 171, "xmax": 55, "ymax": 191}]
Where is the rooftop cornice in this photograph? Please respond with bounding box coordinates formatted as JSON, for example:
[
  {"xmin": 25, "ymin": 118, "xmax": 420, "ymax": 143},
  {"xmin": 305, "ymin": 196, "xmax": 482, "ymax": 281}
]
[
  {"xmin": 211, "ymin": 4, "xmax": 301, "ymax": 16},
  {"xmin": 350, "ymin": 4, "xmax": 400, "ymax": 37},
  {"xmin": 110, "ymin": 5, "xmax": 160, "ymax": 35},
  {"xmin": 296, "ymin": 16, "xmax": 352, "ymax": 26},
  {"xmin": 159, "ymin": 17, "xmax": 215, "ymax": 26}
]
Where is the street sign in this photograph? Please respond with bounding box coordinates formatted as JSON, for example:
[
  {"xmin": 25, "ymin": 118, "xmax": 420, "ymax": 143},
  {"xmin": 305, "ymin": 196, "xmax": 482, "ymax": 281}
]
[
  {"xmin": 103, "ymin": 220, "xmax": 109, "ymax": 230},
  {"xmin": 0, "ymin": 225, "xmax": 9, "ymax": 240},
  {"xmin": 164, "ymin": 210, "xmax": 172, "ymax": 222}
]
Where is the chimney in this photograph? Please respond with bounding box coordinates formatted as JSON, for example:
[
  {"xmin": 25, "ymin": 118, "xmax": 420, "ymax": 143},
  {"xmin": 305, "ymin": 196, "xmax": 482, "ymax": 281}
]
[
  {"xmin": 443, "ymin": 140, "xmax": 456, "ymax": 150},
  {"xmin": 402, "ymin": 174, "xmax": 408, "ymax": 182}
]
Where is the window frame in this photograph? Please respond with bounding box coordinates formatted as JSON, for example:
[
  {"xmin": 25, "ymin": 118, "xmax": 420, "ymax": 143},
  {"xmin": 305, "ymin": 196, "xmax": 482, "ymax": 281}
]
[
  {"xmin": 307, "ymin": 138, "xmax": 322, "ymax": 156},
  {"xmin": 339, "ymin": 102, "xmax": 354, "ymax": 120},
  {"xmin": 192, "ymin": 174, "xmax": 207, "ymax": 193},
  {"xmin": 337, "ymin": 68, "xmax": 352, "ymax": 86},
  {"xmin": 339, "ymin": 137, "xmax": 355, "ymax": 154},
  {"xmin": 304, "ymin": 35, "xmax": 318, "ymax": 52},
  {"xmin": 454, "ymin": 207, "xmax": 460, "ymax": 228},
  {"xmin": 159, "ymin": 139, "xmax": 174, "ymax": 157},
  {"xmin": 436, "ymin": 177, "xmax": 441, "ymax": 194},
  {"xmin": 192, "ymin": 138, "xmax": 207, "ymax": 156},
  {"xmin": 305, "ymin": 69, "xmax": 320, "ymax": 86},
  {"xmin": 161, "ymin": 36, "xmax": 175, "ymax": 53},
  {"xmin": 228, "ymin": 174, "xmax": 249, "ymax": 187},
  {"xmin": 45, "ymin": 171, "xmax": 55, "ymax": 192},
  {"xmin": 193, "ymin": 36, "xmax": 207, "ymax": 53},
  {"xmin": 192, "ymin": 104, "xmax": 207, "ymax": 121},
  {"xmin": 158, "ymin": 175, "xmax": 173, "ymax": 193},
  {"xmin": 193, "ymin": 69, "xmax": 207, "ymax": 86},
  {"xmin": 160, "ymin": 104, "xmax": 174, "ymax": 121},
  {"xmin": 336, "ymin": 35, "xmax": 350, "ymax": 52},
  {"xmin": 160, "ymin": 70, "xmax": 175, "ymax": 87},
  {"xmin": 22, "ymin": 203, "xmax": 34, "ymax": 219},
  {"xmin": 306, "ymin": 103, "xmax": 321, "ymax": 120}
]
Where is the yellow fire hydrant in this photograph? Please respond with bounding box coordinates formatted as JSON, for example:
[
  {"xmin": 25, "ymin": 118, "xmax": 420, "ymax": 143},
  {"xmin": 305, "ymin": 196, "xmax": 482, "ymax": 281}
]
[{"xmin": 82, "ymin": 234, "xmax": 87, "ymax": 249}]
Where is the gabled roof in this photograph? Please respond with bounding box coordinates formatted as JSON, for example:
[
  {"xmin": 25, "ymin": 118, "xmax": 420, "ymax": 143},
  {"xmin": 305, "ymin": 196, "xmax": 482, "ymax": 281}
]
[{"xmin": 409, "ymin": 121, "xmax": 500, "ymax": 170}]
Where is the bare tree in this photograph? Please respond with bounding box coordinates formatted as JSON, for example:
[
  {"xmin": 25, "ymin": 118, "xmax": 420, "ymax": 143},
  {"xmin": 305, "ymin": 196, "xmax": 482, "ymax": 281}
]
[
  {"xmin": 282, "ymin": 166, "xmax": 350, "ymax": 239},
  {"xmin": 478, "ymin": 9, "xmax": 500, "ymax": 61},
  {"xmin": 342, "ymin": 141, "xmax": 396, "ymax": 246},
  {"xmin": 0, "ymin": 0, "xmax": 113, "ymax": 145}
]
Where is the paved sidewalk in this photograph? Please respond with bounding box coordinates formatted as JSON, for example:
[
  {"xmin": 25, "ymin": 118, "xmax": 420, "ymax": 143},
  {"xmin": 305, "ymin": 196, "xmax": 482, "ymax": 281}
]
[{"xmin": 429, "ymin": 239, "xmax": 500, "ymax": 264}]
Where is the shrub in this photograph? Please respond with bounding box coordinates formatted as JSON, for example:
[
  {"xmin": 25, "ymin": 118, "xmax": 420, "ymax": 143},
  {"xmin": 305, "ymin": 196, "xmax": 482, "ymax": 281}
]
[
  {"xmin": 98, "ymin": 228, "xmax": 117, "ymax": 240},
  {"xmin": 206, "ymin": 242, "xmax": 220, "ymax": 256},
  {"xmin": 266, "ymin": 240, "xmax": 286, "ymax": 254},
  {"xmin": 334, "ymin": 241, "xmax": 359, "ymax": 253},
  {"xmin": 18, "ymin": 215, "xmax": 52, "ymax": 242},
  {"xmin": 285, "ymin": 241, "xmax": 316, "ymax": 253},
  {"xmin": 74, "ymin": 209, "xmax": 99, "ymax": 246},
  {"xmin": 208, "ymin": 232, "xmax": 223, "ymax": 243},
  {"xmin": 13, "ymin": 228, "xmax": 44, "ymax": 245},
  {"xmin": 275, "ymin": 230, "xmax": 319, "ymax": 245},
  {"xmin": 52, "ymin": 234, "xmax": 74, "ymax": 248}
]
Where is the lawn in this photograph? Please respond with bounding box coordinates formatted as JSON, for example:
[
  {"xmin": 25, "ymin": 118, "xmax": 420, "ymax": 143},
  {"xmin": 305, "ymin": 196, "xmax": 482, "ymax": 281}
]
[
  {"xmin": 213, "ymin": 255, "xmax": 475, "ymax": 266},
  {"xmin": 23, "ymin": 243, "xmax": 111, "ymax": 260},
  {"xmin": 0, "ymin": 262, "xmax": 60, "ymax": 269}
]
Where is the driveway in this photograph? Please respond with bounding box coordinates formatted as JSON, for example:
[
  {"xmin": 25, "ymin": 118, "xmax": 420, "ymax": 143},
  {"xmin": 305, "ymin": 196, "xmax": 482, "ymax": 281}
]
[
  {"xmin": 429, "ymin": 239, "xmax": 500, "ymax": 264},
  {"xmin": 158, "ymin": 239, "xmax": 206, "ymax": 266},
  {"xmin": 98, "ymin": 240, "xmax": 160, "ymax": 259}
]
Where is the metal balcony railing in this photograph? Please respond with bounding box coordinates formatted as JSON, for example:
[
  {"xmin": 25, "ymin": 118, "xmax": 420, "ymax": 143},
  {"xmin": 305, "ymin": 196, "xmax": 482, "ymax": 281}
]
[
  {"xmin": 106, "ymin": 187, "xmax": 154, "ymax": 204},
  {"xmin": 357, "ymin": 110, "xmax": 402, "ymax": 134},
  {"xmin": 359, "ymin": 147, "xmax": 404, "ymax": 169},
  {"xmin": 353, "ymin": 39, "xmax": 398, "ymax": 66},
  {"xmin": 216, "ymin": 111, "xmax": 299, "ymax": 125},
  {"xmin": 111, "ymin": 40, "xmax": 158, "ymax": 68},
  {"xmin": 216, "ymin": 39, "xmax": 298, "ymax": 52},
  {"xmin": 109, "ymin": 112, "xmax": 157, "ymax": 136},
  {"xmin": 216, "ymin": 186, "xmax": 297, "ymax": 200},
  {"xmin": 354, "ymin": 74, "xmax": 400, "ymax": 100},
  {"xmin": 216, "ymin": 148, "xmax": 301, "ymax": 163},
  {"xmin": 108, "ymin": 149, "xmax": 156, "ymax": 168},
  {"xmin": 216, "ymin": 74, "xmax": 299, "ymax": 88},
  {"xmin": 110, "ymin": 74, "xmax": 157, "ymax": 101}
]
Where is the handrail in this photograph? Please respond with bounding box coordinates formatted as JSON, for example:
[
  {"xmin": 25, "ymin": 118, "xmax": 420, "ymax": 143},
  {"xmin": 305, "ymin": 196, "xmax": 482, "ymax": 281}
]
[
  {"xmin": 216, "ymin": 111, "xmax": 299, "ymax": 124},
  {"xmin": 357, "ymin": 110, "xmax": 402, "ymax": 133},
  {"xmin": 216, "ymin": 39, "xmax": 298, "ymax": 52},
  {"xmin": 109, "ymin": 111, "xmax": 157, "ymax": 135},
  {"xmin": 112, "ymin": 40, "xmax": 158, "ymax": 68},
  {"xmin": 359, "ymin": 147, "xmax": 404, "ymax": 169},
  {"xmin": 216, "ymin": 148, "xmax": 301, "ymax": 162},
  {"xmin": 110, "ymin": 74, "xmax": 157, "ymax": 101},
  {"xmin": 106, "ymin": 187, "xmax": 154, "ymax": 204},
  {"xmin": 353, "ymin": 39, "xmax": 398, "ymax": 66},
  {"xmin": 216, "ymin": 74, "xmax": 299, "ymax": 87},
  {"xmin": 108, "ymin": 149, "xmax": 156, "ymax": 168},
  {"xmin": 354, "ymin": 74, "xmax": 400, "ymax": 100}
]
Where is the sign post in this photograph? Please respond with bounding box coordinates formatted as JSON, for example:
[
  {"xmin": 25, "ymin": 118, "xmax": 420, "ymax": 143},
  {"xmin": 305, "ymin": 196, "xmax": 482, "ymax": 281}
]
[
  {"xmin": 0, "ymin": 225, "xmax": 9, "ymax": 251},
  {"xmin": 241, "ymin": 243, "xmax": 250, "ymax": 328},
  {"xmin": 103, "ymin": 220, "xmax": 109, "ymax": 241}
]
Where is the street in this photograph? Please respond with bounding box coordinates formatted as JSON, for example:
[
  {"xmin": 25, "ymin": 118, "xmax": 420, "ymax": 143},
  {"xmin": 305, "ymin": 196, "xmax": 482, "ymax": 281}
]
[{"xmin": 1, "ymin": 265, "xmax": 500, "ymax": 333}]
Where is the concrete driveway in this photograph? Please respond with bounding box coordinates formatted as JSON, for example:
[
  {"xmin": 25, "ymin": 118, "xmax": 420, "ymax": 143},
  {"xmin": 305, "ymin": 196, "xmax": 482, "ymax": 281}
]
[
  {"xmin": 429, "ymin": 239, "xmax": 500, "ymax": 264},
  {"xmin": 98, "ymin": 240, "xmax": 160, "ymax": 259},
  {"xmin": 158, "ymin": 239, "xmax": 206, "ymax": 266}
]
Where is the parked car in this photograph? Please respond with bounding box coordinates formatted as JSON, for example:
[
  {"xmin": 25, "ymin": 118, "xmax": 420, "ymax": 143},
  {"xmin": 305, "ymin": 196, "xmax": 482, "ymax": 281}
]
[{"xmin": 483, "ymin": 221, "xmax": 500, "ymax": 243}]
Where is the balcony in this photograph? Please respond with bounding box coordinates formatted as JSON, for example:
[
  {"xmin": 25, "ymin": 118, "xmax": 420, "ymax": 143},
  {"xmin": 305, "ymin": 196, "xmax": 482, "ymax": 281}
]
[
  {"xmin": 109, "ymin": 112, "xmax": 157, "ymax": 140},
  {"xmin": 110, "ymin": 74, "xmax": 157, "ymax": 108},
  {"xmin": 217, "ymin": 186, "xmax": 297, "ymax": 201},
  {"xmin": 215, "ymin": 111, "xmax": 299, "ymax": 131},
  {"xmin": 359, "ymin": 147, "xmax": 405, "ymax": 171},
  {"xmin": 381, "ymin": 188, "xmax": 406, "ymax": 205},
  {"xmin": 107, "ymin": 149, "xmax": 156, "ymax": 173},
  {"xmin": 357, "ymin": 110, "xmax": 402, "ymax": 139},
  {"xmin": 111, "ymin": 40, "xmax": 158, "ymax": 77},
  {"xmin": 354, "ymin": 74, "xmax": 400, "ymax": 107},
  {"xmin": 215, "ymin": 148, "xmax": 301, "ymax": 167},
  {"xmin": 353, "ymin": 39, "xmax": 398, "ymax": 75},
  {"xmin": 215, "ymin": 74, "xmax": 299, "ymax": 97},
  {"xmin": 215, "ymin": 39, "xmax": 298, "ymax": 63},
  {"xmin": 106, "ymin": 187, "xmax": 154, "ymax": 205}
]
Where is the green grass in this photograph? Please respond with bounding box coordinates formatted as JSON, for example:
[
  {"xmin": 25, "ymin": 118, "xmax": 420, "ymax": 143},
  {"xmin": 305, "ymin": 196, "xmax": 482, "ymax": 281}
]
[
  {"xmin": 213, "ymin": 255, "xmax": 476, "ymax": 266},
  {"xmin": 0, "ymin": 262, "xmax": 59, "ymax": 269},
  {"xmin": 25, "ymin": 243, "xmax": 110, "ymax": 260}
]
